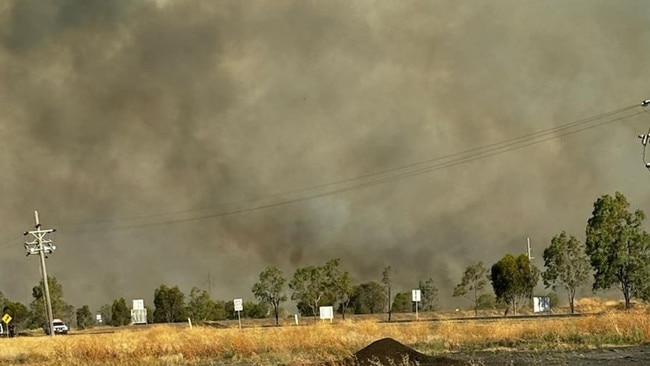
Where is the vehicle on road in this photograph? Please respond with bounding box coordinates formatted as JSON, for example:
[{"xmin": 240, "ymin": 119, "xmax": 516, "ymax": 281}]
[{"xmin": 44, "ymin": 319, "xmax": 68, "ymax": 335}]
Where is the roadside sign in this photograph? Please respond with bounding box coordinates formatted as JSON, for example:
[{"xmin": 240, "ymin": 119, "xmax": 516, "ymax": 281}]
[
  {"xmin": 412, "ymin": 289, "xmax": 421, "ymax": 302},
  {"xmin": 533, "ymin": 296, "xmax": 551, "ymax": 313},
  {"xmin": 319, "ymin": 306, "xmax": 334, "ymax": 322},
  {"xmin": 234, "ymin": 299, "xmax": 243, "ymax": 312},
  {"xmin": 2, "ymin": 314, "xmax": 11, "ymax": 324},
  {"xmin": 133, "ymin": 299, "xmax": 145, "ymax": 310},
  {"xmin": 233, "ymin": 299, "xmax": 243, "ymax": 329},
  {"xmin": 412, "ymin": 289, "xmax": 421, "ymax": 321}
]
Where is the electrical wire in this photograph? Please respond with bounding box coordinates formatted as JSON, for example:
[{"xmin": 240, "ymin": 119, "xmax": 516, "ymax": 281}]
[
  {"xmin": 56, "ymin": 104, "xmax": 639, "ymax": 230},
  {"xmin": 56, "ymin": 106, "xmax": 644, "ymax": 233}
]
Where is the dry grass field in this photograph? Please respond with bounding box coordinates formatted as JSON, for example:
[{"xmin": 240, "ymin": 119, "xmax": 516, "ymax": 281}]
[{"xmin": 1, "ymin": 298, "xmax": 648, "ymax": 366}]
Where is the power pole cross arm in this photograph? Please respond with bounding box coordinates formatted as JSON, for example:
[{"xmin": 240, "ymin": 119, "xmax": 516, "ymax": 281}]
[{"xmin": 23, "ymin": 211, "xmax": 56, "ymax": 337}]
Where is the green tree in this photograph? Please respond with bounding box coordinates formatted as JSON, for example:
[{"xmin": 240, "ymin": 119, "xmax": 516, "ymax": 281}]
[
  {"xmin": 391, "ymin": 292, "xmax": 411, "ymax": 313},
  {"xmin": 3, "ymin": 299, "xmax": 29, "ymax": 329},
  {"xmin": 211, "ymin": 301, "xmax": 227, "ymax": 320},
  {"xmin": 244, "ymin": 301, "xmax": 269, "ymax": 319},
  {"xmin": 290, "ymin": 266, "xmax": 324, "ymax": 317},
  {"xmin": 382, "ymin": 266, "xmax": 393, "ymax": 321},
  {"xmin": 546, "ymin": 291, "xmax": 560, "ymax": 309},
  {"xmin": 490, "ymin": 254, "xmax": 540, "ymax": 315},
  {"xmin": 153, "ymin": 285, "xmax": 187, "ymax": 323},
  {"xmin": 75, "ymin": 305, "xmax": 94, "ymax": 329},
  {"xmin": 350, "ymin": 281, "xmax": 386, "ymax": 314},
  {"xmin": 294, "ymin": 292, "xmax": 335, "ymax": 317},
  {"xmin": 418, "ymin": 278, "xmax": 438, "ymax": 311},
  {"xmin": 28, "ymin": 276, "xmax": 74, "ymax": 328},
  {"xmin": 224, "ymin": 300, "xmax": 269, "ymax": 319},
  {"xmin": 585, "ymin": 192, "xmax": 650, "ymax": 309},
  {"xmin": 224, "ymin": 300, "xmax": 237, "ymax": 319},
  {"xmin": 542, "ymin": 231, "xmax": 591, "ymax": 314},
  {"xmin": 111, "ymin": 298, "xmax": 131, "ymax": 326},
  {"xmin": 476, "ymin": 293, "xmax": 497, "ymax": 310},
  {"xmin": 145, "ymin": 306, "xmax": 154, "ymax": 324},
  {"xmin": 187, "ymin": 287, "xmax": 220, "ymax": 321},
  {"xmin": 319, "ymin": 258, "xmax": 351, "ymax": 317},
  {"xmin": 453, "ymin": 262, "xmax": 489, "ymax": 316},
  {"xmin": 98, "ymin": 303, "xmax": 112, "ymax": 326},
  {"xmin": 252, "ymin": 266, "xmax": 287, "ymax": 325},
  {"xmin": 330, "ymin": 265, "xmax": 353, "ymax": 319},
  {"xmin": 289, "ymin": 259, "xmax": 340, "ymax": 318}
]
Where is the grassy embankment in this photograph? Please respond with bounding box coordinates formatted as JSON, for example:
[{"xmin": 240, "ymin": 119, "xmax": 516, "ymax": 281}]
[{"xmin": 1, "ymin": 298, "xmax": 649, "ymax": 365}]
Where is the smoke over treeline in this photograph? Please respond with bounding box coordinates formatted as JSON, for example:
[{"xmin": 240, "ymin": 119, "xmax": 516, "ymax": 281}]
[{"xmin": 1, "ymin": 0, "xmax": 649, "ymax": 310}]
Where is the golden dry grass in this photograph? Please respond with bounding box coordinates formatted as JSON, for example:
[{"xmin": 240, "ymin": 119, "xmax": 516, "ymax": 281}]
[{"xmin": 3, "ymin": 307, "xmax": 650, "ymax": 365}]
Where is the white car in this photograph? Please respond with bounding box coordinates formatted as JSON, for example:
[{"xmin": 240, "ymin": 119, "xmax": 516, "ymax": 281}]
[{"xmin": 45, "ymin": 319, "xmax": 68, "ymax": 335}]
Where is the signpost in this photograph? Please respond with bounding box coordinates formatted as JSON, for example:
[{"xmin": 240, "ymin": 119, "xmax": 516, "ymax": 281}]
[
  {"xmin": 533, "ymin": 296, "xmax": 551, "ymax": 313},
  {"xmin": 234, "ymin": 299, "xmax": 243, "ymax": 329},
  {"xmin": 131, "ymin": 299, "xmax": 147, "ymax": 325},
  {"xmin": 412, "ymin": 289, "xmax": 421, "ymax": 321},
  {"xmin": 319, "ymin": 306, "xmax": 334, "ymax": 323},
  {"xmin": 2, "ymin": 314, "xmax": 11, "ymax": 338}
]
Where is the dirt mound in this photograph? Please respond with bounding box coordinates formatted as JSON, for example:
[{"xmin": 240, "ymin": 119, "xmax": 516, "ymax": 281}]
[{"xmin": 348, "ymin": 338, "xmax": 465, "ymax": 366}]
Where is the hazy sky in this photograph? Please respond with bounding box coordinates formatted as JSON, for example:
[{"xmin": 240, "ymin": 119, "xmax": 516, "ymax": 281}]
[{"xmin": 1, "ymin": 0, "xmax": 649, "ymax": 311}]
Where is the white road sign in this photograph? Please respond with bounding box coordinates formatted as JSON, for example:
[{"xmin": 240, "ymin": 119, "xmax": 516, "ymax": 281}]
[
  {"xmin": 412, "ymin": 289, "xmax": 421, "ymax": 302},
  {"xmin": 234, "ymin": 298, "xmax": 243, "ymax": 312}
]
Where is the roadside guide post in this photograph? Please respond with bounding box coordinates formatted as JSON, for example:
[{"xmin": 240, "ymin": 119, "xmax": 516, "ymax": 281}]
[
  {"xmin": 234, "ymin": 299, "xmax": 243, "ymax": 329},
  {"xmin": 412, "ymin": 289, "xmax": 421, "ymax": 321},
  {"xmin": 2, "ymin": 314, "xmax": 11, "ymax": 338}
]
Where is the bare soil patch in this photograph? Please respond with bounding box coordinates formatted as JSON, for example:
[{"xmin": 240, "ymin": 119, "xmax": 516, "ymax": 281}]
[
  {"xmin": 346, "ymin": 338, "xmax": 465, "ymax": 366},
  {"xmin": 342, "ymin": 338, "xmax": 650, "ymax": 366}
]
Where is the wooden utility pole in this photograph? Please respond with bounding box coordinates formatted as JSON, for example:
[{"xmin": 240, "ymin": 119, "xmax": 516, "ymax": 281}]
[{"xmin": 24, "ymin": 211, "xmax": 57, "ymax": 337}]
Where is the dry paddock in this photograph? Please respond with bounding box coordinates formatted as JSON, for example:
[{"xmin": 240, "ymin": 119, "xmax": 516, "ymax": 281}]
[{"xmin": 2, "ymin": 300, "xmax": 648, "ymax": 365}]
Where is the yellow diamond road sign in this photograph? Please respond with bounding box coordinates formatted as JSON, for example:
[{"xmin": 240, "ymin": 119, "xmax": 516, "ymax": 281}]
[{"xmin": 2, "ymin": 314, "xmax": 11, "ymax": 323}]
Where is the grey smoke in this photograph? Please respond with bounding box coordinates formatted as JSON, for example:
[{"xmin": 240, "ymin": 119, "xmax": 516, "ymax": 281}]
[{"xmin": 1, "ymin": 0, "xmax": 649, "ymax": 310}]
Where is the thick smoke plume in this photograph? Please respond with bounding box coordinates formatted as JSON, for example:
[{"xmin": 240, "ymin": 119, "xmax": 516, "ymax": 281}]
[{"xmin": 1, "ymin": 0, "xmax": 649, "ymax": 310}]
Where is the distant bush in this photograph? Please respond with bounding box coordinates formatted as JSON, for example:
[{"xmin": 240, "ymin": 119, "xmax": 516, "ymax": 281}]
[
  {"xmin": 476, "ymin": 293, "xmax": 496, "ymax": 310},
  {"xmin": 547, "ymin": 291, "xmax": 560, "ymax": 309}
]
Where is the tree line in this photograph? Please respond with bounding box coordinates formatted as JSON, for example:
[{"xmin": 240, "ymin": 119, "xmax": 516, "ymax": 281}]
[
  {"xmin": 253, "ymin": 191, "xmax": 650, "ymax": 319},
  {"xmin": 453, "ymin": 191, "xmax": 650, "ymax": 315},
  {"xmin": 1, "ymin": 191, "xmax": 649, "ymax": 330}
]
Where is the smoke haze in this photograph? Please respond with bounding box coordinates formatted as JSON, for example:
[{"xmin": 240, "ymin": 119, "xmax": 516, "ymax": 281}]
[{"xmin": 1, "ymin": 0, "xmax": 649, "ymax": 310}]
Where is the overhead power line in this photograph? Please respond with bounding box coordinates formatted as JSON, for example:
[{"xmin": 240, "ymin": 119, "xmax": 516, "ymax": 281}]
[
  {"xmin": 59, "ymin": 104, "xmax": 640, "ymax": 229},
  {"xmin": 53, "ymin": 104, "xmax": 643, "ymax": 233}
]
